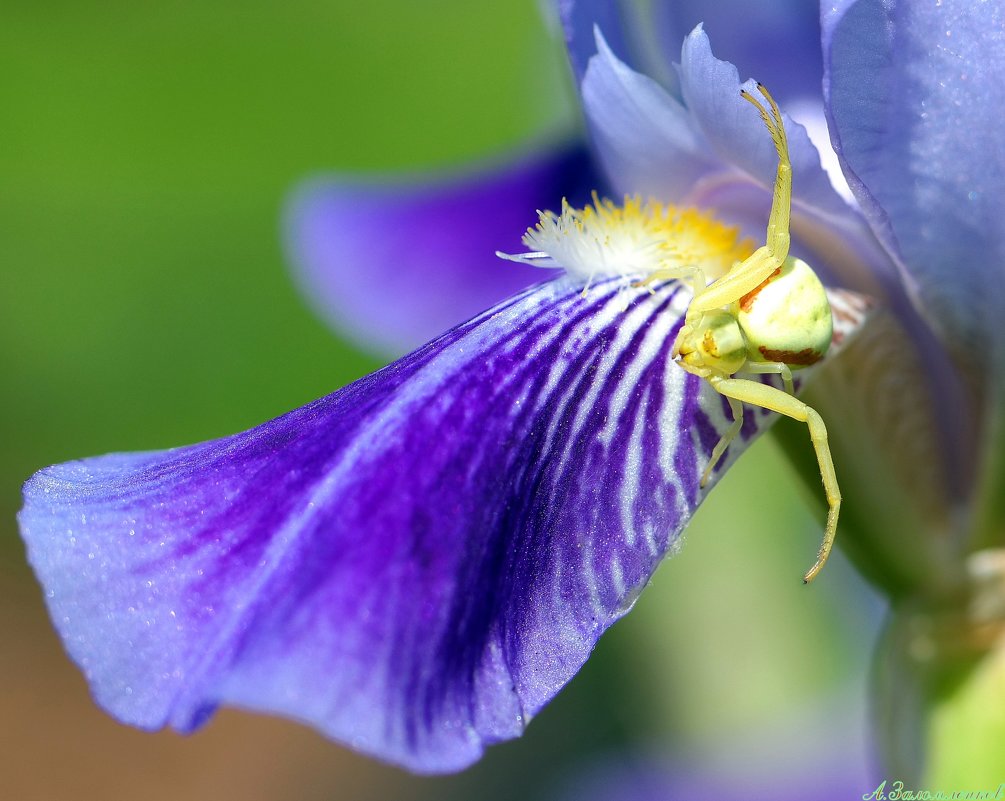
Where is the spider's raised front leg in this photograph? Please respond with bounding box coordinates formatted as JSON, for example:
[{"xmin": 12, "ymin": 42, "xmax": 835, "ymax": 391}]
[
  {"xmin": 685, "ymin": 84, "xmax": 792, "ymax": 318},
  {"xmin": 707, "ymin": 374, "xmax": 840, "ymax": 584}
]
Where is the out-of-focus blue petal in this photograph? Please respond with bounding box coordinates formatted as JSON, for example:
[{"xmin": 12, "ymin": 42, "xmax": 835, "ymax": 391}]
[
  {"xmin": 556, "ymin": 0, "xmax": 642, "ymax": 82},
  {"xmin": 20, "ymin": 277, "xmax": 871, "ymax": 772},
  {"xmin": 653, "ymin": 0, "xmax": 823, "ymax": 104},
  {"xmin": 284, "ymin": 145, "xmax": 599, "ymax": 356},
  {"xmin": 823, "ymin": 0, "xmax": 1005, "ymax": 380}
]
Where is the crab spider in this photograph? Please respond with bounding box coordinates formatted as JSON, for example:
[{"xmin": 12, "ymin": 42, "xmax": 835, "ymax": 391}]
[
  {"xmin": 501, "ymin": 84, "xmax": 840, "ymax": 583},
  {"xmin": 667, "ymin": 84, "xmax": 839, "ymax": 584}
]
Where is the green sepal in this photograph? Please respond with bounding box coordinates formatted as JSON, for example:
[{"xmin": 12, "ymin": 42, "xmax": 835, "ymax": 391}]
[
  {"xmin": 873, "ymin": 597, "xmax": 1005, "ymax": 786},
  {"xmin": 971, "ymin": 381, "xmax": 1005, "ymax": 553}
]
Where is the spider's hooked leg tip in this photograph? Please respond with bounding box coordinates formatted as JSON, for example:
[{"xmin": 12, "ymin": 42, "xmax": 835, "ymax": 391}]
[{"xmin": 802, "ymin": 561, "xmax": 823, "ymax": 584}]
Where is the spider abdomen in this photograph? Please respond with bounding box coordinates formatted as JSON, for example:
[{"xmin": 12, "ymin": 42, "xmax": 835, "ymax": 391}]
[{"xmin": 734, "ymin": 257, "xmax": 832, "ymax": 368}]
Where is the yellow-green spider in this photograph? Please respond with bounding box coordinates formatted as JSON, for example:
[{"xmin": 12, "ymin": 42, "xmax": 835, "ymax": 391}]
[
  {"xmin": 659, "ymin": 84, "xmax": 838, "ymax": 584},
  {"xmin": 502, "ymin": 84, "xmax": 839, "ymax": 583}
]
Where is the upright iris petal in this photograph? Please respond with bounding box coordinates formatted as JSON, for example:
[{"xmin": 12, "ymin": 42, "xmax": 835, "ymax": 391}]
[
  {"xmin": 580, "ymin": 26, "xmax": 893, "ymax": 303},
  {"xmin": 652, "ymin": 0, "xmax": 823, "ymax": 103},
  {"xmin": 823, "ymin": 0, "xmax": 1005, "ymax": 389}
]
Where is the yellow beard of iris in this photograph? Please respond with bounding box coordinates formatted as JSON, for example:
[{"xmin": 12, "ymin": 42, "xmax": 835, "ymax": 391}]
[{"xmin": 519, "ymin": 193, "xmax": 754, "ymax": 291}]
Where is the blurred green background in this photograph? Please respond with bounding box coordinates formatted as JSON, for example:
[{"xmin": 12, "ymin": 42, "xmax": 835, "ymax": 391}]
[{"xmin": 1, "ymin": 2, "xmax": 881, "ymax": 798}]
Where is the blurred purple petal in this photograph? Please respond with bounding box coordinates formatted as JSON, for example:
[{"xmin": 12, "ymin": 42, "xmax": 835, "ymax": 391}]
[
  {"xmin": 823, "ymin": 0, "xmax": 1005, "ymax": 380},
  {"xmin": 285, "ymin": 145, "xmax": 600, "ymax": 356},
  {"xmin": 653, "ymin": 0, "xmax": 823, "ymax": 104}
]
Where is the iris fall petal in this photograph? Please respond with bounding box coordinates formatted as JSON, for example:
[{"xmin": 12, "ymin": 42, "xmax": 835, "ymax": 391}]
[{"xmin": 20, "ymin": 276, "xmax": 869, "ymax": 772}]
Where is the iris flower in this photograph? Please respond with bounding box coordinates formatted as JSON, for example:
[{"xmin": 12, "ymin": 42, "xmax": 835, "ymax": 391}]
[{"xmin": 18, "ymin": 0, "xmax": 1005, "ymax": 781}]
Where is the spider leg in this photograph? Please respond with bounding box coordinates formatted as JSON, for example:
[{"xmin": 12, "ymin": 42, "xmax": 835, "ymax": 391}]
[
  {"xmin": 742, "ymin": 84, "xmax": 791, "ymax": 261},
  {"xmin": 686, "ymin": 245, "xmax": 782, "ymax": 315},
  {"xmin": 702, "ymin": 394, "xmax": 744, "ymax": 488},
  {"xmin": 687, "ymin": 84, "xmax": 794, "ymax": 316},
  {"xmin": 634, "ymin": 264, "xmax": 708, "ymax": 299},
  {"xmin": 740, "ymin": 361, "xmax": 794, "ymax": 396},
  {"xmin": 707, "ymin": 375, "xmax": 840, "ymax": 584}
]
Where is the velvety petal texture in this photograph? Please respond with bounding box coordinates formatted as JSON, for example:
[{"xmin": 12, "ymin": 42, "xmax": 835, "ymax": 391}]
[
  {"xmin": 285, "ymin": 145, "xmax": 600, "ymax": 356},
  {"xmin": 823, "ymin": 0, "xmax": 1005, "ymax": 382},
  {"xmin": 20, "ymin": 276, "xmax": 869, "ymax": 772}
]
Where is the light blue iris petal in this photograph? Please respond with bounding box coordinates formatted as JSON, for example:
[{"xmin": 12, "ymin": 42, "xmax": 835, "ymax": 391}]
[
  {"xmin": 679, "ymin": 26, "xmax": 852, "ymax": 224},
  {"xmin": 653, "ymin": 0, "xmax": 823, "ymax": 104},
  {"xmin": 824, "ymin": 0, "xmax": 1005, "ymax": 379},
  {"xmin": 580, "ymin": 29, "xmax": 717, "ymax": 200}
]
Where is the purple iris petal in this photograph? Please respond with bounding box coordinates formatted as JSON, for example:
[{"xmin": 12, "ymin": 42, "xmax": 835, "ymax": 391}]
[
  {"xmin": 19, "ymin": 277, "xmax": 870, "ymax": 772},
  {"xmin": 284, "ymin": 144, "xmax": 600, "ymax": 356},
  {"xmin": 823, "ymin": 0, "xmax": 1005, "ymax": 380}
]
